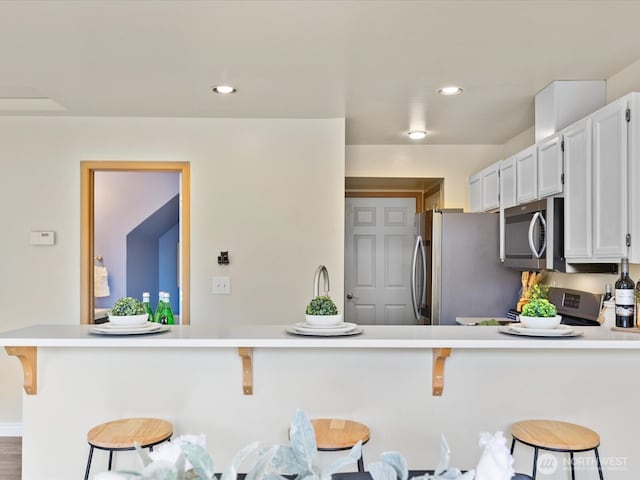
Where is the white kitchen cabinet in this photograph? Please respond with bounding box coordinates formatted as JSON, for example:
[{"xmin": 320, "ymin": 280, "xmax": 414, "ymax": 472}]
[
  {"xmin": 630, "ymin": 93, "xmax": 640, "ymax": 263},
  {"xmin": 591, "ymin": 97, "xmax": 628, "ymax": 259},
  {"xmin": 563, "ymin": 118, "xmax": 592, "ymax": 259},
  {"xmin": 499, "ymin": 156, "xmax": 516, "ymax": 209},
  {"xmin": 481, "ymin": 162, "xmax": 500, "ymax": 211},
  {"xmin": 516, "ymin": 145, "xmax": 538, "ymax": 204},
  {"xmin": 468, "ymin": 172, "xmax": 483, "ymax": 212},
  {"xmin": 537, "ymin": 132, "xmax": 563, "ymax": 198}
]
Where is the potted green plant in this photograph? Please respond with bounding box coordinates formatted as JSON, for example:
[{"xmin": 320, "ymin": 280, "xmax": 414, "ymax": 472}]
[
  {"xmin": 305, "ymin": 295, "xmax": 342, "ymax": 326},
  {"xmin": 108, "ymin": 297, "xmax": 149, "ymax": 326},
  {"xmin": 519, "ymin": 286, "xmax": 561, "ymax": 329}
]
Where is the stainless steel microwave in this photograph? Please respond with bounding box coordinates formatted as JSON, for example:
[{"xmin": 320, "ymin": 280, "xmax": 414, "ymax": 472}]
[{"xmin": 502, "ymin": 197, "xmax": 616, "ymax": 273}]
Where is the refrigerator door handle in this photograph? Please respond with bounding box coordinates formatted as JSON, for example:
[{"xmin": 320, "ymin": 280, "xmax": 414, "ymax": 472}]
[
  {"xmin": 527, "ymin": 211, "xmax": 547, "ymax": 259},
  {"xmin": 411, "ymin": 235, "xmax": 422, "ymax": 320},
  {"xmin": 419, "ymin": 235, "xmax": 427, "ymax": 311}
]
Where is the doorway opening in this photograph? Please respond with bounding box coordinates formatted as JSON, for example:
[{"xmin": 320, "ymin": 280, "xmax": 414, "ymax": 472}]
[
  {"xmin": 344, "ymin": 177, "xmax": 443, "ymax": 325},
  {"xmin": 80, "ymin": 161, "xmax": 191, "ymax": 325}
]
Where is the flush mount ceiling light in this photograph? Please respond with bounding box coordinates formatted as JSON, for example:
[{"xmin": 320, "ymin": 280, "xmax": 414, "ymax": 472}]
[
  {"xmin": 437, "ymin": 86, "xmax": 463, "ymax": 96},
  {"xmin": 408, "ymin": 130, "xmax": 427, "ymax": 140},
  {"xmin": 212, "ymin": 85, "xmax": 237, "ymax": 94}
]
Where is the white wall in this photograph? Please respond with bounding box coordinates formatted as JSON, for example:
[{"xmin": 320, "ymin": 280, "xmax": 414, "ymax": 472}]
[
  {"xmin": 345, "ymin": 145, "xmax": 503, "ymax": 210},
  {"xmin": 607, "ymin": 56, "xmax": 640, "ymax": 104},
  {"xmin": 0, "ymin": 116, "xmax": 345, "ymax": 424}
]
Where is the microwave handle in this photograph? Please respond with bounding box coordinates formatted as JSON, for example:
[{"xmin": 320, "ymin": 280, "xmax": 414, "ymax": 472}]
[{"xmin": 528, "ymin": 211, "xmax": 547, "ymax": 259}]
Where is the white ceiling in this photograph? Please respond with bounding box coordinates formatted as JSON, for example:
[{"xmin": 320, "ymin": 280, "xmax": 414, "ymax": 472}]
[{"xmin": 1, "ymin": 0, "xmax": 640, "ymax": 145}]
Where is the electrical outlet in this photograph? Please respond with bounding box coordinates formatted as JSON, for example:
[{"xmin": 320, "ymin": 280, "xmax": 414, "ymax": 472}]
[{"xmin": 212, "ymin": 276, "xmax": 231, "ymax": 294}]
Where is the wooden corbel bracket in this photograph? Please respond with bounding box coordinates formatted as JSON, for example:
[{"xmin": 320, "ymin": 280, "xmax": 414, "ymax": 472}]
[
  {"xmin": 432, "ymin": 347, "xmax": 451, "ymax": 396},
  {"xmin": 5, "ymin": 346, "xmax": 38, "ymax": 395},
  {"xmin": 238, "ymin": 347, "xmax": 253, "ymax": 395}
]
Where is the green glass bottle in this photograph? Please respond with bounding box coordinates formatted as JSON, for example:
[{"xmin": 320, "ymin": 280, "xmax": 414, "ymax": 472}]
[
  {"xmin": 163, "ymin": 292, "xmax": 175, "ymax": 325},
  {"xmin": 154, "ymin": 292, "xmax": 165, "ymax": 323},
  {"xmin": 142, "ymin": 292, "xmax": 153, "ymax": 322}
]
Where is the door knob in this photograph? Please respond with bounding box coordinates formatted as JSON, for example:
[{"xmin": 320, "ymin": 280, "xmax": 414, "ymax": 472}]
[{"xmin": 346, "ymin": 293, "xmax": 354, "ymax": 300}]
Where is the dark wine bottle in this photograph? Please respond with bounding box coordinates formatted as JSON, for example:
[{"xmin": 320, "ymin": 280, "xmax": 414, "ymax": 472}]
[{"xmin": 615, "ymin": 258, "xmax": 635, "ymax": 328}]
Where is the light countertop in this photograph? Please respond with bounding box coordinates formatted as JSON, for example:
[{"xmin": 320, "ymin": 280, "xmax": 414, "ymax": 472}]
[{"xmin": 1, "ymin": 324, "xmax": 640, "ymax": 349}]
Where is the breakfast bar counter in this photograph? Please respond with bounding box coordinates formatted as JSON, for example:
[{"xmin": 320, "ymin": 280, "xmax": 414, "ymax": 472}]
[{"xmin": 2, "ymin": 324, "xmax": 640, "ymax": 479}]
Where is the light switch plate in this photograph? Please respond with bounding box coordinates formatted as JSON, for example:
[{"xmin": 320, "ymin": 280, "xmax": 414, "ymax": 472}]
[
  {"xmin": 30, "ymin": 231, "xmax": 55, "ymax": 245},
  {"xmin": 212, "ymin": 276, "xmax": 231, "ymax": 294}
]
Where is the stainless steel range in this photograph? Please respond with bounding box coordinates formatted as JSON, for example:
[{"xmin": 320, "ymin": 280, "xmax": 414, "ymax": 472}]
[{"xmin": 507, "ymin": 287, "xmax": 603, "ymax": 326}]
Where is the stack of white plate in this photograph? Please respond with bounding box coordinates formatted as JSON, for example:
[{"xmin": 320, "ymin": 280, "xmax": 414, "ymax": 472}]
[
  {"xmin": 91, "ymin": 322, "xmax": 169, "ymax": 336},
  {"xmin": 499, "ymin": 323, "xmax": 582, "ymax": 337},
  {"xmin": 286, "ymin": 321, "xmax": 363, "ymax": 337}
]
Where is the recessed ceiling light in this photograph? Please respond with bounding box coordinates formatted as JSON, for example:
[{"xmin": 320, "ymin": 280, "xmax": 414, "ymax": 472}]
[
  {"xmin": 437, "ymin": 86, "xmax": 463, "ymax": 96},
  {"xmin": 212, "ymin": 85, "xmax": 237, "ymax": 94},
  {"xmin": 408, "ymin": 130, "xmax": 427, "ymax": 140}
]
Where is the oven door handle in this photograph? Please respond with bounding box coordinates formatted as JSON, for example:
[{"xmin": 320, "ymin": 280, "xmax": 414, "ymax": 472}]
[{"xmin": 528, "ymin": 211, "xmax": 547, "ymax": 259}]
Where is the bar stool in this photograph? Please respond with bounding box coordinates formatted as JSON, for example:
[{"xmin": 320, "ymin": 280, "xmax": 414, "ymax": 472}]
[
  {"xmin": 84, "ymin": 417, "xmax": 173, "ymax": 480},
  {"xmin": 510, "ymin": 419, "xmax": 603, "ymax": 480},
  {"xmin": 310, "ymin": 418, "xmax": 370, "ymax": 472}
]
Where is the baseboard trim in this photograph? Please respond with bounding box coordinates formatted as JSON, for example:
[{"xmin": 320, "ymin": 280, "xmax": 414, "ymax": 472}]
[{"xmin": 0, "ymin": 423, "xmax": 22, "ymax": 437}]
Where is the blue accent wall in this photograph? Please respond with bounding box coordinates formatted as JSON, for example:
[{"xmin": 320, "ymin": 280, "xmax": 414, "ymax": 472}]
[{"xmin": 159, "ymin": 224, "xmax": 179, "ymax": 313}]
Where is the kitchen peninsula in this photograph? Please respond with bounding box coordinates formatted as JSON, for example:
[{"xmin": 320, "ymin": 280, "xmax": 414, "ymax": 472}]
[{"xmin": 2, "ymin": 324, "xmax": 639, "ymax": 479}]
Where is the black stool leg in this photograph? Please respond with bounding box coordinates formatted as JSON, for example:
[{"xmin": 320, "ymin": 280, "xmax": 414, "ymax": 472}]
[
  {"xmin": 357, "ymin": 453, "xmax": 364, "ymax": 472},
  {"xmin": 594, "ymin": 448, "xmax": 604, "ymax": 480},
  {"xmin": 108, "ymin": 449, "xmax": 114, "ymax": 470},
  {"xmin": 569, "ymin": 452, "xmax": 575, "ymax": 480},
  {"xmin": 84, "ymin": 445, "xmax": 94, "ymax": 480},
  {"xmin": 532, "ymin": 447, "xmax": 538, "ymax": 480},
  {"xmin": 510, "ymin": 437, "xmax": 516, "ymax": 455}
]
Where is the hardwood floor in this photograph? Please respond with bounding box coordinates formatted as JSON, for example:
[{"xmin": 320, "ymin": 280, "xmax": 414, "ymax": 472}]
[{"xmin": 0, "ymin": 437, "xmax": 21, "ymax": 480}]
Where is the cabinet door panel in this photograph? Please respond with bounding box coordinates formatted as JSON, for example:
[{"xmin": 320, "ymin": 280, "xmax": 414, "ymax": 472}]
[
  {"xmin": 592, "ymin": 100, "xmax": 628, "ymax": 258},
  {"xmin": 563, "ymin": 119, "xmax": 592, "ymax": 259},
  {"xmin": 516, "ymin": 145, "xmax": 537, "ymax": 204},
  {"xmin": 482, "ymin": 163, "xmax": 500, "ymax": 211},
  {"xmin": 499, "ymin": 157, "xmax": 517, "ymax": 209},
  {"xmin": 468, "ymin": 173, "xmax": 482, "ymax": 212},
  {"xmin": 537, "ymin": 133, "xmax": 563, "ymax": 198}
]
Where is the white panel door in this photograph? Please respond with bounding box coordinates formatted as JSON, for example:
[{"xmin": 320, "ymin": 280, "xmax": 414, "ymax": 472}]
[
  {"xmin": 516, "ymin": 145, "xmax": 538, "ymax": 204},
  {"xmin": 592, "ymin": 98, "xmax": 628, "ymax": 258},
  {"xmin": 537, "ymin": 132, "xmax": 563, "ymax": 198},
  {"xmin": 345, "ymin": 197, "xmax": 417, "ymax": 325},
  {"xmin": 563, "ymin": 118, "xmax": 593, "ymax": 259}
]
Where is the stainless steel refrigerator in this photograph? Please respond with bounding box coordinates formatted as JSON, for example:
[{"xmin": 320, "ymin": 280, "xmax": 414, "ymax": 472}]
[{"xmin": 411, "ymin": 209, "xmax": 521, "ymax": 325}]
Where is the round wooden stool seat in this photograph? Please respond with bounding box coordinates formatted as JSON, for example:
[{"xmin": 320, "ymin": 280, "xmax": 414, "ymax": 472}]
[
  {"xmin": 512, "ymin": 420, "xmax": 600, "ymax": 451},
  {"xmin": 510, "ymin": 419, "xmax": 603, "ymax": 480},
  {"xmin": 84, "ymin": 417, "xmax": 173, "ymax": 480},
  {"xmin": 87, "ymin": 417, "xmax": 173, "ymax": 449},
  {"xmin": 310, "ymin": 418, "xmax": 370, "ymax": 450}
]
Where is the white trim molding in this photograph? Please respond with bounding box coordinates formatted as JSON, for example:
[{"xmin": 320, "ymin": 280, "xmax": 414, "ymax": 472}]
[{"xmin": 0, "ymin": 422, "xmax": 23, "ymax": 437}]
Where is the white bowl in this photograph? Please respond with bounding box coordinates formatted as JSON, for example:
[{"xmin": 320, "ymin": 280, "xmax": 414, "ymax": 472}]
[
  {"xmin": 519, "ymin": 314, "xmax": 562, "ymax": 330},
  {"xmin": 108, "ymin": 313, "xmax": 149, "ymax": 326},
  {"xmin": 305, "ymin": 313, "xmax": 343, "ymax": 327}
]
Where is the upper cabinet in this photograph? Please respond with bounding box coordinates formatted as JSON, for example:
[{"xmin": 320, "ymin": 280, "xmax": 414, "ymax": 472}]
[
  {"xmin": 516, "ymin": 145, "xmax": 538, "ymax": 204},
  {"xmin": 499, "ymin": 157, "xmax": 517, "ymax": 209},
  {"xmin": 481, "ymin": 162, "xmax": 500, "ymax": 211},
  {"xmin": 537, "ymin": 132, "xmax": 564, "ymax": 198},
  {"xmin": 468, "ymin": 172, "xmax": 483, "ymax": 213},
  {"xmin": 468, "ymin": 162, "xmax": 500, "ymax": 212}
]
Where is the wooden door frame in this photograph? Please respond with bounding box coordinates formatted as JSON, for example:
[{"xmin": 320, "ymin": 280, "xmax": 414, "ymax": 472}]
[
  {"xmin": 80, "ymin": 161, "xmax": 191, "ymax": 324},
  {"xmin": 344, "ymin": 191, "xmax": 422, "ymax": 212}
]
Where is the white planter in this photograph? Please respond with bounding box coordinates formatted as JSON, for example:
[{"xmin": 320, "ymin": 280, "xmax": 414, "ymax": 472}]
[
  {"xmin": 518, "ymin": 314, "xmax": 562, "ymax": 329},
  {"xmin": 108, "ymin": 313, "xmax": 149, "ymax": 326},
  {"xmin": 304, "ymin": 314, "xmax": 343, "ymax": 327}
]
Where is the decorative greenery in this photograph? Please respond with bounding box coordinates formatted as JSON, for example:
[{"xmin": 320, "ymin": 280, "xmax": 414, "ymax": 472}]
[
  {"xmin": 111, "ymin": 297, "xmax": 146, "ymax": 316},
  {"xmin": 305, "ymin": 296, "xmax": 338, "ymax": 315},
  {"xmin": 528, "ymin": 284, "xmax": 550, "ymax": 300},
  {"xmin": 98, "ymin": 411, "xmax": 516, "ymax": 480},
  {"xmin": 521, "ymin": 298, "xmax": 557, "ymax": 318}
]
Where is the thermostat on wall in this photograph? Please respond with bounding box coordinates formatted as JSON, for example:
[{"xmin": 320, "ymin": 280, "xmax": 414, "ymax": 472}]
[{"xmin": 30, "ymin": 231, "xmax": 55, "ymax": 246}]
